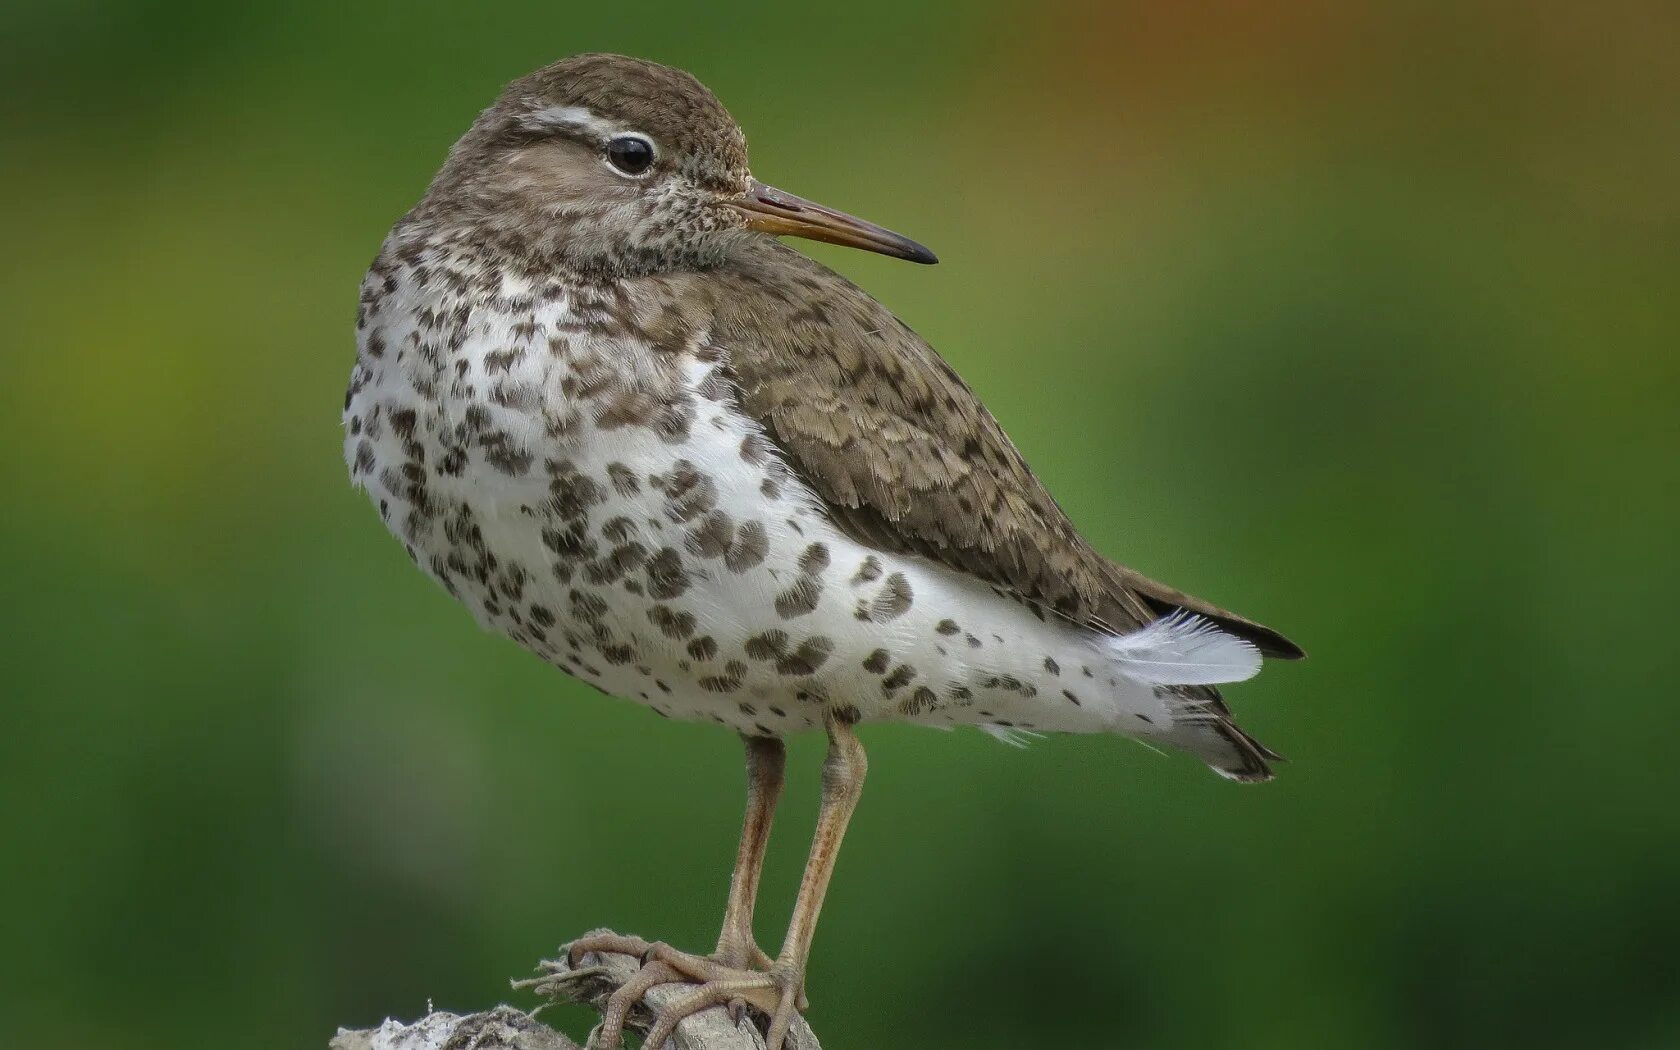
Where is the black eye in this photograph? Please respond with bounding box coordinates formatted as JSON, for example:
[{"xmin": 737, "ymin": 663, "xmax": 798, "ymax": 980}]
[{"xmin": 606, "ymin": 135, "xmax": 655, "ymax": 176}]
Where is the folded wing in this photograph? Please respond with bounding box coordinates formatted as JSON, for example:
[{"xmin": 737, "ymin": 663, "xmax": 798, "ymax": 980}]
[{"xmin": 712, "ymin": 242, "xmax": 1303, "ymax": 661}]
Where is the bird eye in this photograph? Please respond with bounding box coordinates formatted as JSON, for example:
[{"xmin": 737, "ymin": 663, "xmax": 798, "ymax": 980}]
[{"xmin": 605, "ymin": 135, "xmax": 655, "ymax": 176}]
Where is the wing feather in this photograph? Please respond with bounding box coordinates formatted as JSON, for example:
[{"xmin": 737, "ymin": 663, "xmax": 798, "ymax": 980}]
[{"xmin": 709, "ymin": 242, "xmax": 1303, "ymax": 660}]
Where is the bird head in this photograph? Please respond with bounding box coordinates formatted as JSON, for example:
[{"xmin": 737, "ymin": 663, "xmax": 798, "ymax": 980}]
[{"xmin": 418, "ymin": 53, "xmax": 936, "ymax": 276}]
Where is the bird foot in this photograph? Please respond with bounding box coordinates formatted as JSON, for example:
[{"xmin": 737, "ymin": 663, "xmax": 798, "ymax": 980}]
[
  {"xmin": 566, "ymin": 934, "xmax": 806, "ymax": 1050},
  {"xmin": 563, "ymin": 930, "xmax": 773, "ymax": 973}
]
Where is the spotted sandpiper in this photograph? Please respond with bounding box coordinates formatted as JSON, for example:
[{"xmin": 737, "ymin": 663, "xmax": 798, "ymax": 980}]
[{"xmin": 345, "ymin": 52, "xmax": 1301, "ymax": 1050}]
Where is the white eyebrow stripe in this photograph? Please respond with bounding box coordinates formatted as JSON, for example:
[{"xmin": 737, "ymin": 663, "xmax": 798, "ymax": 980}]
[{"xmin": 518, "ymin": 104, "xmax": 620, "ymax": 139}]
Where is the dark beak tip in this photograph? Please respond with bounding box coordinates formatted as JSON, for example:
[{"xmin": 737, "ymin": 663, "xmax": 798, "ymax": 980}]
[{"xmin": 893, "ymin": 237, "xmax": 938, "ymax": 265}]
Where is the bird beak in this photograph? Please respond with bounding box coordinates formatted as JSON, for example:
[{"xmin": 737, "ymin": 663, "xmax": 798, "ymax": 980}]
[{"xmin": 726, "ymin": 179, "xmax": 938, "ymax": 264}]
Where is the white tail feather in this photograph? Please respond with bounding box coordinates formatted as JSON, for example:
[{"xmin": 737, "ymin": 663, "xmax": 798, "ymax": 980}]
[
  {"xmin": 1107, "ymin": 611, "xmax": 1262, "ymax": 686},
  {"xmin": 979, "ymin": 724, "xmax": 1043, "ymax": 748}
]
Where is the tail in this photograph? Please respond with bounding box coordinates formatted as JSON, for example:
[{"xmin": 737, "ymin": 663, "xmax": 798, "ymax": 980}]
[
  {"xmin": 1099, "ymin": 612, "xmax": 1284, "ymax": 782},
  {"xmin": 1155, "ymin": 684, "xmax": 1282, "ymax": 782}
]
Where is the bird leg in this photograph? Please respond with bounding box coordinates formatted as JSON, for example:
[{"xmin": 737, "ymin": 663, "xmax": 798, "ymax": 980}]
[
  {"xmin": 757, "ymin": 715, "xmax": 866, "ymax": 1049},
  {"xmin": 575, "ymin": 719, "xmax": 867, "ymax": 1050},
  {"xmin": 569, "ymin": 734, "xmax": 787, "ymax": 1044},
  {"xmin": 570, "ymin": 734, "xmax": 784, "ymax": 967},
  {"xmin": 714, "ymin": 733, "xmax": 786, "ymax": 970}
]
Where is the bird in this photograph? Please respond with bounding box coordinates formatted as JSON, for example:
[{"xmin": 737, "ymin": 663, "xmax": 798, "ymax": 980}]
[{"xmin": 344, "ymin": 52, "xmax": 1302, "ymax": 1050}]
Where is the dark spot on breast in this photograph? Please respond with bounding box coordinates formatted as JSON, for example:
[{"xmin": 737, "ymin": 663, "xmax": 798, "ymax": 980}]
[
  {"xmin": 437, "ymin": 446, "xmax": 468, "ymax": 476},
  {"xmin": 645, "ymin": 547, "xmax": 691, "ymax": 599},
  {"xmin": 725, "ymin": 520, "xmax": 769, "ymax": 573},
  {"xmin": 745, "ymin": 629, "xmax": 789, "ymax": 660},
  {"xmin": 851, "ymin": 556, "xmax": 883, "ymax": 585},
  {"xmin": 600, "ymin": 515, "xmax": 638, "ymax": 544},
  {"xmin": 776, "ymin": 636, "xmax": 833, "ymax": 676},
  {"xmin": 740, "ymin": 433, "xmax": 774, "ymax": 465},
  {"xmin": 568, "ymin": 589, "xmax": 610, "ymax": 623},
  {"xmin": 880, "ymin": 663, "xmax": 917, "ymax": 695},
  {"xmin": 870, "ymin": 573, "xmax": 913, "ymax": 622},
  {"xmin": 699, "ymin": 659, "xmax": 748, "ymax": 693},
  {"xmin": 594, "ymin": 386, "xmax": 661, "ymax": 430},
  {"xmin": 647, "ymin": 604, "xmax": 696, "ymax": 639},
  {"xmin": 652, "ymin": 402, "xmax": 693, "ymax": 443},
  {"xmin": 775, "ymin": 575, "xmax": 822, "ymax": 619},
  {"xmin": 936, "ymin": 619, "xmax": 961, "ymax": 636},
  {"xmin": 583, "ymin": 541, "xmax": 648, "ymax": 584},
  {"xmin": 606, "ymin": 462, "xmax": 639, "ymax": 496},
  {"xmin": 798, "ymin": 542, "xmax": 830, "ymax": 576},
  {"xmin": 1043, "ymin": 656, "xmax": 1060, "ymax": 675},
  {"xmin": 541, "ymin": 520, "xmax": 596, "ymax": 560},
  {"xmin": 484, "ymin": 347, "xmax": 525, "ymax": 374},
  {"xmin": 687, "ymin": 635, "xmax": 718, "ymax": 661},
  {"xmin": 545, "ymin": 461, "xmax": 606, "ymax": 520},
  {"xmin": 495, "ymin": 563, "xmax": 528, "ymax": 602},
  {"xmin": 545, "ymin": 407, "xmax": 581, "ymax": 439},
  {"xmin": 899, "ymin": 686, "xmax": 939, "ymax": 717},
  {"xmin": 461, "ymin": 404, "xmax": 491, "ymax": 432},
  {"xmin": 686, "ymin": 510, "xmax": 735, "ymax": 559},
  {"xmin": 489, "ymin": 382, "xmax": 538, "ymax": 412},
  {"xmin": 662, "ymin": 461, "xmax": 717, "ymax": 522},
  {"xmin": 862, "ymin": 649, "xmax": 890, "ymax": 673}
]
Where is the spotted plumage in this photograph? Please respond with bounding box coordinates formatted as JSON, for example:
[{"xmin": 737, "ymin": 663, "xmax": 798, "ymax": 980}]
[
  {"xmin": 348, "ymin": 223, "xmax": 1295, "ymax": 769},
  {"xmin": 345, "ymin": 53, "xmax": 1301, "ymax": 1050},
  {"xmin": 348, "ymin": 234, "xmax": 1283, "ymax": 742}
]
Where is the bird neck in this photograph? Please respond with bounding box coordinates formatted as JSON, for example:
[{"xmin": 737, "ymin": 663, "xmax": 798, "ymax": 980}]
[{"xmin": 402, "ymin": 192, "xmax": 742, "ymax": 282}]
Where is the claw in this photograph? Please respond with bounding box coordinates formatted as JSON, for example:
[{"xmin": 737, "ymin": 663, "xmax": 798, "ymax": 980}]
[
  {"xmin": 648, "ymin": 973, "xmax": 799, "ymax": 1050},
  {"xmin": 564, "ymin": 934, "xmax": 804, "ymax": 1050},
  {"xmin": 598, "ymin": 960, "xmax": 684, "ymax": 1048},
  {"xmin": 643, "ymin": 980, "xmax": 770, "ymax": 1050}
]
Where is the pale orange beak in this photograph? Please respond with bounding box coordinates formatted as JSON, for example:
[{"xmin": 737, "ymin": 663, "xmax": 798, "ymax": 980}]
[{"xmin": 725, "ymin": 179, "xmax": 937, "ymax": 264}]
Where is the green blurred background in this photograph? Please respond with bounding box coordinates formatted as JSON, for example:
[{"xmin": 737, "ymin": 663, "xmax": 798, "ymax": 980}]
[{"xmin": 4, "ymin": 2, "xmax": 1678, "ymax": 1047}]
